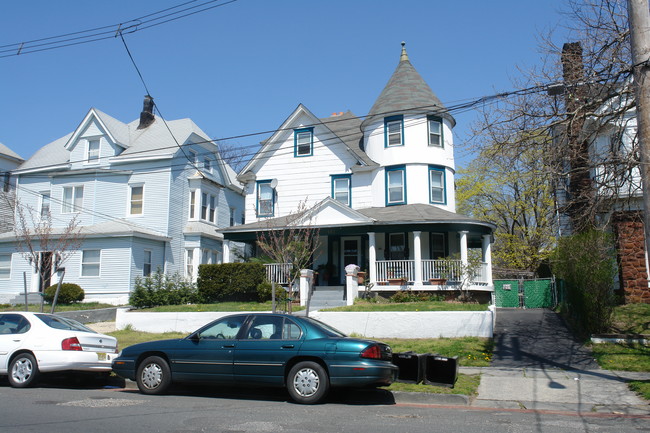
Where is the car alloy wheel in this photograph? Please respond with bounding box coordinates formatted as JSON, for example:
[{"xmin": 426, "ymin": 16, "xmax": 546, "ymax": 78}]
[{"xmin": 8, "ymin": 354, "xmax": 39, "ymax": 388}]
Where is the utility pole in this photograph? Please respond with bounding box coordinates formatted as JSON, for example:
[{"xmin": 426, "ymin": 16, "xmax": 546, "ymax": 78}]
[{"xmin": 628, "ymin": 0, "xmax": 650, "ymax": 260}]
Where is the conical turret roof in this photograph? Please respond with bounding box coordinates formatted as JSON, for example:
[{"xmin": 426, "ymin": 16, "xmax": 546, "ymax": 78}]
[{"xmin": 362, "ymin": 43, "xmax": 455, "ymax": 128}]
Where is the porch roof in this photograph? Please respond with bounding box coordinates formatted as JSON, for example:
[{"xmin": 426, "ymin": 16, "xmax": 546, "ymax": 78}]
[{"xmin": 222, "ymin": 203, "xmax": 495, "ymax": 241}]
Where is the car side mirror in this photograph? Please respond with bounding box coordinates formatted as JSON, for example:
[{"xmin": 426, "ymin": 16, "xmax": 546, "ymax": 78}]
[{"xmin": 189, "ymin": 333, "xmax": 201, "ymax": 342}]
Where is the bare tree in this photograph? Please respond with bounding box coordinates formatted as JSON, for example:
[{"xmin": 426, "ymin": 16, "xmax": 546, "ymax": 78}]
[
  {"xmin": 466, "ymin": 0, "xmax": 637, "ymax": 236},
  {"xmin": 12, "ymin": 199, "xmax": 84, "ymax": 293},
  {"xmin": 256, "ymin": 201, "xmax": 321, "ymax": 311},
  {"xmin": 216, "ymin": 139, "xmax": 255, "ymax": 173}
]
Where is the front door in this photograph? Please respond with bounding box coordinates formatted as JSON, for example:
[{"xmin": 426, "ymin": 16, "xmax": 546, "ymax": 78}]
[{"xmin": 341, "ymin": 236, "xmax": 361, "ymax": 281}]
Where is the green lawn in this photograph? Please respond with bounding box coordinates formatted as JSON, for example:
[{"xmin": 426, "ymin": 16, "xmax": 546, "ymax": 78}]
[
  {"xmin": 0, "ymin": 302, "xmax": 117, "ymax": 312},
  {"xmin": 608, "ymin": 303, "xmax": 650, "ymax": 334},
  {"xmin": 140, "ymin": 302, "xmax": 303, "ymax": 312},
  {"xmin": 323, "ymin": 299, "xmax": 489, "ymax": 312}
]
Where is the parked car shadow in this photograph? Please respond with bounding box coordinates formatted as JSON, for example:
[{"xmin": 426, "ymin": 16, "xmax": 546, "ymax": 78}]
[
  {"xmin": 0, "ymin": 372, "xmax": 126, "ymax": 390},
  {"xmin": 116, "ymin": 382, "xmax": 396, "ymax": 405}
]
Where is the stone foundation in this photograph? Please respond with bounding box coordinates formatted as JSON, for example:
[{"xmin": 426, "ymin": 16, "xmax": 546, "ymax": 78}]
[{"xmin": 613, "ymin": 211, "xmax": 650, "ymax": 303}]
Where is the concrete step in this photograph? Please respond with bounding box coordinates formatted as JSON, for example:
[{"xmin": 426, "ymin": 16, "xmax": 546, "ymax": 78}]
[{"xmin": 9, "ymin": 293, "xmax": 44, "ymax": 306}]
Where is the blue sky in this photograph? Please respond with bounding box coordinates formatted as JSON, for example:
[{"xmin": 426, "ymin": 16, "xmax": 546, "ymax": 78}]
[{"xmin": 0, "ymin": 0, "xmax": 569, "ymax": 167}]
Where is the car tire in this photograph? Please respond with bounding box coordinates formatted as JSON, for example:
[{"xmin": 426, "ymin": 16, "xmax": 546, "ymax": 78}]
[
  {"xmin": 287, "ymin": 361, "xmax": 329, "ymax": 404},
  {"xmin": 136, "ymin": 356, "xmax": 171, "ymax": 395},
  {"xmin": 8, "ymin": 353, "xmax": 39, "ymax": 388}
]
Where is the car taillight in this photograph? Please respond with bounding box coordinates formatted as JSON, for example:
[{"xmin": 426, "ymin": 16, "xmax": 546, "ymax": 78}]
[
  {"xmin": 360, "ymin": 345, "xmax": 381, "ymax": 359},
  {"xmin": 62, "ymin": 337, "xmax": 82, "ymax": 351}
]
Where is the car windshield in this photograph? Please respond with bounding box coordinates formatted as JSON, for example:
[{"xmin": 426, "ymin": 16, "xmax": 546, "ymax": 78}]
[
  {"xmin": 302, "ymin": 317, "xmax": 347, "ymax": 337},
  {"xmin": 35, "ymin": 314, "xmax": 94, "ymax": 332}
]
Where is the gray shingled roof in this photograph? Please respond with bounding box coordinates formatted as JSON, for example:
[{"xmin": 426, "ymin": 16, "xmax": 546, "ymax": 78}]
[
  {"xmin": 356, "ymin": 204, "xmax": 493, "ymax": 228},
  {"xmin": 319, "ymin": 111, "xmax": 376, "ymax": 166},
  {"xmin": 0, "ymin": 142, "xmax": 23, "ymax": 162},
  {"xmin": 17, "ymin": 133, "xmax": 72, "ymax": 171},
  {"xmin": 361, "ymin": 45, "xmax": 455, "ymax": 129}
]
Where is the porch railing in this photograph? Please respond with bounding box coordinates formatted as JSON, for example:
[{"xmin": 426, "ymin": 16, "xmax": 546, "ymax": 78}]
[
  {"xmin": 375, "ymin": 260, "xmax": 489, "ymax": 285},
  {"xmin": 264, "ymin": 263, "xmax": 291, "ymax": 285}
]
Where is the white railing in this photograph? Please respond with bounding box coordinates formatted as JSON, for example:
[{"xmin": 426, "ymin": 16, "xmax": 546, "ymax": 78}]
[
  {"xmin": 376, "ymin": 260, "xmax": 415, "ymax": 282},
  {"xmin": 264, "ymin": 263, "xmax": 291, "ymax": 285},
  {"xmin": 375, "ymin": 260, "xmax": 490, "ymax": 286}
]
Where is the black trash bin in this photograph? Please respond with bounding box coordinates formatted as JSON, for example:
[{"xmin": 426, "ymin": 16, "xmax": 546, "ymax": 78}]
[
  {"xmin": 422, "ymin": 354, "xmax": 458, "ymax": 387},
  {"xmin": 392, "ymin": 351, "xmax": 424, "ymax": 384}
]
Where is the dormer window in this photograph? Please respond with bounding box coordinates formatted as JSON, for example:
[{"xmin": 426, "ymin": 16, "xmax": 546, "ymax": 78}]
[
  {"xmin": 294, "ymin": 128, "xmax": 313, "ymax": 157},
  {"xmin": 204, "ymin": 157, "xmax": 212, "ymax": 173},
  {"xmin": 428, "ymin": 116, "xmax": 443, "ymax": 147},
  {"xmin": 385, "ymin": 115, "xmax": 404, "ymax": 147},
  {"xmin": 87, "ymin": 139, "xmax": 100, "ymax": 162}
]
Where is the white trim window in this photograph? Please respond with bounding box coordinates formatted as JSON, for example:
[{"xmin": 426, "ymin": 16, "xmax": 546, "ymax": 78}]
[
  {"xmin": 204, "ymin": 157, "xmax": 212, "ymax": 173},
  {"xmin": 0, "ymin": 253, "xmax": 11, "ymax": 279},
  {"xmin": 40, "ymin": 191, "xmax": 51, "ymax": 218},
  {"xmin": 129, "ymin": 184, "xmax": 144, "ymax": 216},
  {"xmin": 143, "ymin": 250, "xmax": 152, "ymax": 276},
  {"xmin": 209, "ymin": 195, "xmax": 216, "ymax": 223},
  {"xmin": 189, "ymin": 190, "xmax": 197, "ymax": 219},
  {"xmin": 81, "ymin": 249, "xmax": 100, "ymax": 277},
  {"xmin": 186, "ymin": 249, "xmax": 194, "ymax": 278},
  {"xmin": 229, "ymin": 207, "xmax": 235, "ymax": 226},
  {"xmin": 87, "ymin": 138, "xmax": 100, "ymax": 162},
  {"xmin": 62, "ymin": 186, "xmax": 83, "ymax": 213}
]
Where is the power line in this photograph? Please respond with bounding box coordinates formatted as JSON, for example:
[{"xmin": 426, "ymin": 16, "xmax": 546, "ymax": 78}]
[{"xmin": 0, "ymin": 0, "xmax": 238, "ymax": 59}]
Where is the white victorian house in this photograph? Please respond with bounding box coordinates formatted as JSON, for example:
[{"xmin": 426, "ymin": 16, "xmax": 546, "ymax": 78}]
[
  {"xmin": 0, "ymin": 97, "xmax": 245, "ymax": 305},
  {"xmin": 222, "ymin": 44, "xmax": 495, "ymax": 299}
]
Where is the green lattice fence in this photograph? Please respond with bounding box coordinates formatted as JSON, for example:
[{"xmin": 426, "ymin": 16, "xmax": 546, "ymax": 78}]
[
  {"xmin": 523, "ymin": 279, "xmax": 554, "ymax": 309},
  {"xmin": 494, "ymin": 280, "xmax": 520, "ymax": 308}
]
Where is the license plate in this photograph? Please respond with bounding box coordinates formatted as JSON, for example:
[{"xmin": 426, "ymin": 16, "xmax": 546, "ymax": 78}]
[{"xmin": 97, "ymin": 352, "xmax": 107, "ymax": 361}]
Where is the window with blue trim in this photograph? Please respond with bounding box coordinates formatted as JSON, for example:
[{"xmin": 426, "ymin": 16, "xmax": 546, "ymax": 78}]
[
  {"xmin": 257, "ymin": 181, "xmax": 274, "ymax": 217},
  {"xmin": 331, "ymin": 174, "xmax": 351, "ymax": 206},
  {"xmin": 429, "ymin": 166, "xmax": 446, "ymax": 204},
  {"xmin": 294, "ymin": 128, "xmax": 313, "ymax": 157},
  {"xmin": 428, "ymin": 116, "xmax": 443, "ymax": 147},
  {"xmin": 386, "ymin": 166, "xmax": 406, "ymax": 205},
  {"xmin": 384, "ymin": 116, "xmax": 404, "ymax": 147}
]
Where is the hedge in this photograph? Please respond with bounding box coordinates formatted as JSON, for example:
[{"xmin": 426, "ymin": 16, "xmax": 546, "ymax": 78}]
[
  {"xmin": 197, "ymin": 263, "xmax": 267, "ymax": 302},
  {"xmin": 44, "ymin": 283, "xmax": 85, "ymax": 304}
]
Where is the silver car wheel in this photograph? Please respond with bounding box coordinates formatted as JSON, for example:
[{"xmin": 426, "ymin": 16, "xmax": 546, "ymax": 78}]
[
  {"xmin": 140, "ymin": 362, "xmax": 163, "ymax": 390},
  {"xmin": 292, "ymin": 367, "xmax": 320, "ymax": 397},
  {"xmin": 11, "ymin": 357, "xmax": 33, "ymax": 384}
]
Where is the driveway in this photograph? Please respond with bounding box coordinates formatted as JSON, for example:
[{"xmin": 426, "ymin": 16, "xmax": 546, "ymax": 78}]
[{"xmin": 491, "ymin": 308, "xmax": 599, "ymax": 370}]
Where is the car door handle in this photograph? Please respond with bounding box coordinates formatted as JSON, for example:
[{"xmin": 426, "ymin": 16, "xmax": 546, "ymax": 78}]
[
  {"xmin": 281, "ymin": 345, "xmax": 295, "ymax": 349},
  {"xmin": 12, "ymin": 339, "xmax": 21, "ymax": 343},
  {"xmin": 222, "ymin": 344, "xmax": 235, "ymax": 348}
]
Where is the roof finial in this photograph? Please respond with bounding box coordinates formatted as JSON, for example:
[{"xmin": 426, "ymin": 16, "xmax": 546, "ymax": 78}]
[{"xmin": 400, "ymin": 41, "xmax": 409, "ymax": 62}]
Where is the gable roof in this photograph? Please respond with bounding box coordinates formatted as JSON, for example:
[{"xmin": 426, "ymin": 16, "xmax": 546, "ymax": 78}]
[
  {"xmin": 239, "ymin": 104, "xmax": 376, "ymax": 179},
  {"xmin": 0, "ymin": 142, "xmax": 24, "ymax": 163},
  {"xmin": 361, "ymin": 43, "xmax": 455, "ymax": 129}
]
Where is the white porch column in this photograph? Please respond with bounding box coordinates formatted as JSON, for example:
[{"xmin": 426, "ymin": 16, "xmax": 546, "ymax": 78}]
[
  {"xmin": 223, "ymin": 240, "xmax": 231, "ymax": 263},
  {"xmin": 368, "ymin": 232, "xmax": 377, "ymax": 284},
  {"xmin": 482, "ymin": 234, "xmax": 493, "ymax": 285},
  {"xmin": 459, "ymin": 231, "xmax": 469, "ymax": 266},
  {"xmin": 413, "ymin": 231, "xmax": 423, "ymax": 286}
]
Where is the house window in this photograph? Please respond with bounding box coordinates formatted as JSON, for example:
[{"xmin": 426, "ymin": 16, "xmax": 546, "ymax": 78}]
[
  {"xmin": 81, "ymin": 249, "xmax": 100, "ymax": 277},
  {"xmin": 62, "ymin": 186, "xmax": 83, "ymax": 213},
  {"xmin": 294, "ymin": 128, "xmax": 313, "ymax": 157},
  {"xmin": 129, "ymin": 185, "xmax": 144, "ymax": 215},
  {"xmin": 143, "ymin": 250, "xmax": 152, "ymax": 276},
  {"xmin": 40, "ymin": 192, "xmax": 51, "ymax": 218},
  {"xmin": 388, "ymin": 233, "xmax": 407, "ymax": 260},
  {"xmin": 87, "ymin": 139, "xmax": 100, "ymax": 162},
  {"xmin": 331, "ymin": 174, "xmax": 351, "ymax": 206},
  {"xmin": 188, "ymin": 149, "xmax": 198, "ymax": 165},
  {"xmin": 204, "ymin": 157, "xmax": 212, "ymax": 173},
  {"xmin": 186, "ymin": 249, "xmax": 194, "ymax": 277},
  {"xmin": 229, "ymin": 207, "xmax": 235, "ymax": 226},
  {"xmin": 209, "ymin": 195, "xmax": 216, "ymax": 223},
  {"xmin": 428, "ymin": 116, "xmax": 443, "ymax": 147},
  {"xmin": 386, "ymin": 166, "xmax": 406, "ymax": 205},
  {"xmin": 430, "ymin": 233, "xmax": 446, "ymax": 259},
  {"xmin": 212, "ymin": 250, "xmax": 220, "ymax": 264},
  {"xmin": 257, "ymin": 181, "xmax": 274, "ymax": 217},
  {"xmin": 0, "ymin": 253, "xmax": 11, "ymax": 279},
  {"xmin": 385, "ymin": 116, "xmax": 404, "ymax": 147},
  {"xmin": 189, "ymin": 190, "xmax": 196, "ymax": 219},
  {"xmin": 202, "ymin": 249, "xmax": 210, "ymax": 264},
  {"xmin": 201, "ymin": 192, "xmax": 208, "ymax": 220},
  {"xmin": 429, "ymin": 166, "xmax": 446, "ymax": 204}
]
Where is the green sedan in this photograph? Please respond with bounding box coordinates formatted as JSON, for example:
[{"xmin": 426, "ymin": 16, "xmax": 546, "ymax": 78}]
[{"xmin": 112, "ymin": 313, "xmax": 398, "ymax": 404}]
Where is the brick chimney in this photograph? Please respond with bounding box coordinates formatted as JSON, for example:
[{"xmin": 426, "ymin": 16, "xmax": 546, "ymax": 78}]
[{"xmin": 137, "ymin": 95, "xmax": 155, "ymax": 129}]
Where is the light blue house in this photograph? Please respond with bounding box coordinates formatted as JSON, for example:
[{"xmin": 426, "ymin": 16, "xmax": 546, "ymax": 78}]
[{"xmin": 0, "ymin": 98, "xmax": 244, "ymax": 305}]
